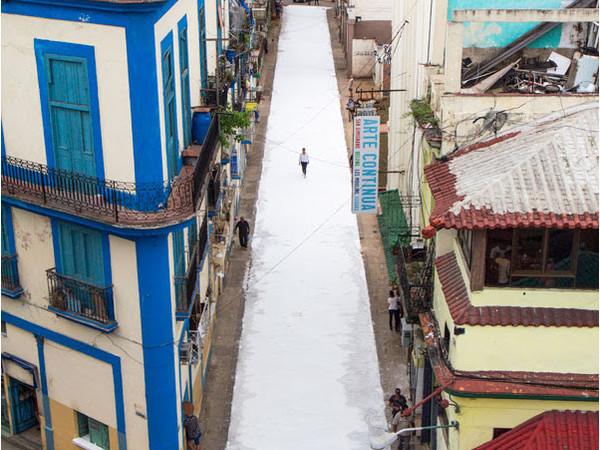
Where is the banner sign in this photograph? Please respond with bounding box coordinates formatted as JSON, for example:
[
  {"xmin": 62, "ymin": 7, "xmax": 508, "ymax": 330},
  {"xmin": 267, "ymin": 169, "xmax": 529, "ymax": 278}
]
[{"xmin": 352, "ymin": 116, "xmax": 380, "ymax": 214}]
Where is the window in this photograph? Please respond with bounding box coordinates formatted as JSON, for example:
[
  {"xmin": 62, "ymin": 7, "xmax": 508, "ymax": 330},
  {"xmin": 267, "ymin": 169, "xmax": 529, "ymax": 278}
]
[
  {"xmin": 1, "ymin": 205, "xmax": 12, "ymax": 256},
  {"xmin": 485, "ymin": 228, "xmax": 598, "ymax": 289},
  {"xmin": 50, "ymin": 221, "xmax": 113, "ymax": 325},
  {"xmin": 457, "ymin": 229, "xmax": 472, "ymax": 270},
  {"xmin": 162, "ymin": 35, "xmax": 179, "ymax": 181},
  {"xmin": 1, "ymin": 322, "xmax": 6, "ymax": 336},
  {"xmin": 76, "ymin": 412, "xmax": 110, "ymax": 450},
  {"xmin": 57, "ymin": 222, "xmax": 105, "ymax": 286},
  {"xmin": 1, "ymin": 205, "xmax": 22, "ymax": 297}
]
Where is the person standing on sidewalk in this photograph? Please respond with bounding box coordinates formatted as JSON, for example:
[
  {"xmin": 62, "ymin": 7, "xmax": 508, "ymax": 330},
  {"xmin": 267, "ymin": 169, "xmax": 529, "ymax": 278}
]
[
  {"xmin": 234, "ymin": 216, "xmax": 251, "ymax": 249},
  {"xmin": 388, "ymin": 388, "xmax": 408, "ymax": 418},
  {"xmin": 299, "ymin": 148, "xmax": 309, "ymax": 177},
  {"xmin": 183, "ymin": 402, "xmax": 202, "ymax": 450},
  {"xmin": 391, "ymin": 410, "xmax": 413, "ymax": 450},
  {"xmin": 387, "ymin": 290, "xmax": 400, "ymax": 331}
]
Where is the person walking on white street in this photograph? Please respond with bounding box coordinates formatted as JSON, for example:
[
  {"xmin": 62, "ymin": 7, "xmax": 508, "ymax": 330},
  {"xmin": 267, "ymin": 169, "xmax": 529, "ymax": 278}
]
[{"xmin": 299, "ymin": 147, "xmax": 309, "ymax": 177}]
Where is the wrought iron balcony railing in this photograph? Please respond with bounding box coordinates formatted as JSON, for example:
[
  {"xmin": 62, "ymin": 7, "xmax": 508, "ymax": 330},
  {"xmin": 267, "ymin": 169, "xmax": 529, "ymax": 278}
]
[
  {"xmin": 2, "ymin": 155, "xmax": 194, "ymax": 226},
  {"xmin": 1, "ymin": 254, "xmax": 22, "ymax": 296},
  {"xmin": 46, "ymin": 268, "xmax": 114, "ymax": 326}
]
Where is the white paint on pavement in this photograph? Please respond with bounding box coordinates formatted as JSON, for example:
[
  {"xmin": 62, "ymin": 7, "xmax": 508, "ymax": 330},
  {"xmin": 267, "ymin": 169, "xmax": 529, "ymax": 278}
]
[{"xmin": 226, "ymin": 6, "xmax": 387, "ymax": 450}]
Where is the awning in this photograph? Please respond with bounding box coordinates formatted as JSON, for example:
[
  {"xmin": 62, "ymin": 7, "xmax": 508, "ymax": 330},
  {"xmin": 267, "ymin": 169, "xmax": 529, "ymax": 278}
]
[{"xmin": 377, "ymin": 190, "xmax": 410, "ymax": 285}]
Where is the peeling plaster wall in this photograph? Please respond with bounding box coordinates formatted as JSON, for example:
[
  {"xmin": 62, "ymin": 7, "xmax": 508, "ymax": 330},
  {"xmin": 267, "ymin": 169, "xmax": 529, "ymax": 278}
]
[{"xmin": 448, "ymin": 0, "xmax": 586, "ymax": 48}]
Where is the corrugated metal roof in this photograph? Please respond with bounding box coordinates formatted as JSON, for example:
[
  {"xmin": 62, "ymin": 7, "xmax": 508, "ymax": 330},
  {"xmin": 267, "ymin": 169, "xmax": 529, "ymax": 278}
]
[
  {"xmin": 425, "ymin": 103, "xmax": 599, "ymax": 230},
  {"xmin": 474, "ymin": 410, "xmax": 600, "ymax": 450}
]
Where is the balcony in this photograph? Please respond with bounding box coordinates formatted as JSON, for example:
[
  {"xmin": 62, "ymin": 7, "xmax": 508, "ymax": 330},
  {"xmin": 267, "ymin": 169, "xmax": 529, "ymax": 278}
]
[
  {"xmin": 2, "ymin": 155, "xmax": 194, "ymax": 226},
  {"xmin": 1, "ymin": 254, "xmax": 23, "ymax": 298},
  {"xmin": 46, "ymin": 268, "xmax": 116, "ymax": 332},
  {"xmin": 2, "ymin": 98, "xmax": 227, "ymax": 227}
]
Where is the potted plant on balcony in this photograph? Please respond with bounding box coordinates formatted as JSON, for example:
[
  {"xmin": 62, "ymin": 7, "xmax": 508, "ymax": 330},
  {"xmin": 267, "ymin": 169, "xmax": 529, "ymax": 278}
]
[{"xmin": 218, "ymin": 107, "xmax": 251, "ymax": 148}]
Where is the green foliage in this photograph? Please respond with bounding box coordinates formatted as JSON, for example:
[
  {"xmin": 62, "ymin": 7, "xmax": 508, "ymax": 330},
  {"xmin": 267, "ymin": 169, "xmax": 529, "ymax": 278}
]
[
  {"xmin": 218, "ymin": 108, "xmax": 252, "ymax": 148},
  {"xmin": 408, "ymin": 95, "xmax": 438, "ymax": 127}
]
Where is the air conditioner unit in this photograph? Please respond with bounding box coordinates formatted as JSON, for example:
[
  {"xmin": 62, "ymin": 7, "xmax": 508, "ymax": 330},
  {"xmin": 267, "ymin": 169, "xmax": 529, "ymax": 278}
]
[
  {"xmin": 401, "ymin": 318, "xmax": 413, "ymax": 347},
  {"xmin": 180, "ymin": 342, "xmax": 192, "ymax": 364}
]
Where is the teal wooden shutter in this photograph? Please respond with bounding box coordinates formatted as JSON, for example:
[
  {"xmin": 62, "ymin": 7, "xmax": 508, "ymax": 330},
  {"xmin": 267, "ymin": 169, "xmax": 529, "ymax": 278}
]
[
  {"xmin": 199, "ymin": 6, "xmax": 208, "ymax": 89},
  {"xmin": 45, "ymin": 54, "xmax": 96, "ymax": 177},
  {"xmin": 57, "ymin": 222, "xmax": 104, "ymax": 286},
  {"xmin": 180, "ymin": 26, "xmax": 192, "ymax": 148},
  {"xmin": 89, "ymin": 417, "xmax": 110, "ymax": 449},
  {"xmin": 1, "ymin": 206, "xmax": 10, "ymax": 256},
  {"xmin": 162, "ymin": 46, "xmax": 178, "ymax": 180},
  {"xmin": 76, "ymin": 412, "xmax": 89, "ymax": 436},
  {"xmin": 173, "ymin": 230, "xmax": 185, "ymax": 277}
]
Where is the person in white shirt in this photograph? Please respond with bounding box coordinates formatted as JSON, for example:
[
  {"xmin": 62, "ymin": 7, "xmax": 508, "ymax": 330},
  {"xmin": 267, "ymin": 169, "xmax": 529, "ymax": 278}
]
[
  {"xmin": 387, "ymin": 290, "xmax": 400, "ymax": 331},
  {"xmin": 298, "ymin": 148, "xmax": 309, "ymax": 177}
]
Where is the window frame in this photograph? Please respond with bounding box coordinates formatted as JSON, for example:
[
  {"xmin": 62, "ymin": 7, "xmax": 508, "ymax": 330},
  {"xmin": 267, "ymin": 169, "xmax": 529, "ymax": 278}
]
[
  {"xmin": 510, "ymin": 228, "xmax": 580, "ymax": 279},
  {"xmin": 34, "ymin": 39, "xmax": 105, "ymax": 180},
  {"xmin": 75, "ymin": 411, "xmax": 110, "ymax": 450}
]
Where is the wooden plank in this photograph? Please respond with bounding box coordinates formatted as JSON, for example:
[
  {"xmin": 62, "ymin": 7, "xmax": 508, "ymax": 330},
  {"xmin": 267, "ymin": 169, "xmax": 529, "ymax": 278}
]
[{"xmin": 470, "ymin": 229, "xmax": 487, "ymax": 291}]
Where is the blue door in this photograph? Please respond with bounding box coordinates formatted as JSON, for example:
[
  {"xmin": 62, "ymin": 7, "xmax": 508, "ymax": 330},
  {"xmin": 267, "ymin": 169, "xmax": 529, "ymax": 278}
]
[
  {"xmin": 8, "ymin": 379, "xmax": 37, "ymax": 434},
  {"xmin": 162, "ymin": 46, "xmax": 179, "ymax": 180},
  {"xmin": 45, "ymin": 54, "xmax": 96, "ymax": 177}
]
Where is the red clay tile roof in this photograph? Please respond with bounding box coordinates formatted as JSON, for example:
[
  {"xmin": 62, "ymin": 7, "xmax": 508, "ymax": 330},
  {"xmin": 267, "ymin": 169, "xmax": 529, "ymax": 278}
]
[
  {"xmin": 424, "ymin": 103, "xmax": 599, "ymax": 230},
  {"xmin": 419, "ymin": 312, "xmax": 599, "ymax": 399},
  {"xmin": 435, "ymin": 252, "xmax": 599, "ymax": 327},
  {"xmin": 474, "ymin": 410, "xmax": 600, "ymax": 450}
]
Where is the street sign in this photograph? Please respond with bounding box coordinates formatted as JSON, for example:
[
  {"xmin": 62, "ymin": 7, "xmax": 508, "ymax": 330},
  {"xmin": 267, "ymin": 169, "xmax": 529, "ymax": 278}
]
[{"xmin": 352, "ymin": 116, "xmax": 380, "ymax": 214}]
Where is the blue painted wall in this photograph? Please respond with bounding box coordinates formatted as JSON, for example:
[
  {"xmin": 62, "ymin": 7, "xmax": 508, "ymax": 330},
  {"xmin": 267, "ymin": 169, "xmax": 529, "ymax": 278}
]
[
  {"xmin": 135, "ymin": 235, "xmax": 179, "ymax": 449},
  {"xmin": 448, "ymin": 0, "xmax": 570, "ymax": 48}
]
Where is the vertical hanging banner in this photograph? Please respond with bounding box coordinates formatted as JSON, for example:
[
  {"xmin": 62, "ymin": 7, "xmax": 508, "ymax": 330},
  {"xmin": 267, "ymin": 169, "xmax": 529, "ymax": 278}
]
[{"xmin": 352, "ymin": 116, "xmax": 380, "ymax": 214}]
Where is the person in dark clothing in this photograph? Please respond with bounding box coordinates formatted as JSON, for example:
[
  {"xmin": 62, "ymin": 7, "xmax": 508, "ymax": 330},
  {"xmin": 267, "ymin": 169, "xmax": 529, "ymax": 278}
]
[
  {"xmin": 388, "ymin": 388, "xmax": 409, "ymax": 418},
  {"xmin": 235, "ymin": 216, "xmax": 251, "ymax": 249},
  {"xmin": 183, "ymin": 401, "xmax": 202, "ymax": 450}
]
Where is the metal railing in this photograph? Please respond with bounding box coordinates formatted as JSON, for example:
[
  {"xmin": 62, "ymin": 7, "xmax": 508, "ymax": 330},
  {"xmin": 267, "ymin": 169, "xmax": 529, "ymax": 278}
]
[
  {"xmin": 192, "ymin": 115, "xmax": 221, "ymax": 206},
  {"xmin": 46, "ymin": 268, "xmax": 114, "ymax": 325},
  {"xmin": 1, "ymin": 254, "xmax": 21, "ymax": 293},
  {"xmin": 207, "ymin": 169, "xmax": 221, "ymax": 212},
  {"xmin": 2, "ymin": 156, "xmax": 194, "ymax": 226}
]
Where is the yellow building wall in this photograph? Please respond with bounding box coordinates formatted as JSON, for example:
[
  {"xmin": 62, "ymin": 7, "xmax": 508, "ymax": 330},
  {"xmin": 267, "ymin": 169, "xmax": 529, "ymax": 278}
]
[
  {"xmin": 440, "ymin": 393, "xmax": 599, "ymax": 450},
  {"xmin": 49, "ymin": 398, "xmax": 119, "ymax": 450},
  {"xmin": 432, "ymin": 233, "xmax": 599, "ymax": 373}
]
